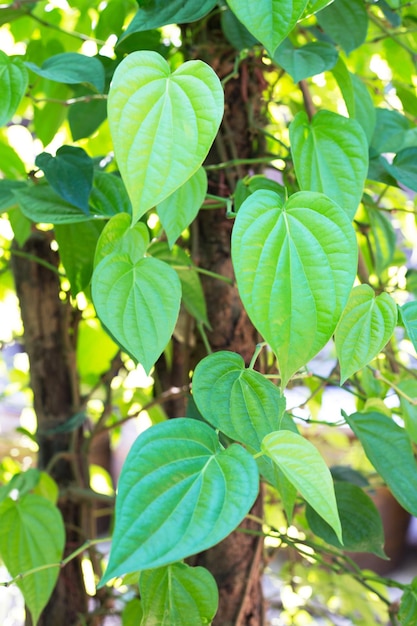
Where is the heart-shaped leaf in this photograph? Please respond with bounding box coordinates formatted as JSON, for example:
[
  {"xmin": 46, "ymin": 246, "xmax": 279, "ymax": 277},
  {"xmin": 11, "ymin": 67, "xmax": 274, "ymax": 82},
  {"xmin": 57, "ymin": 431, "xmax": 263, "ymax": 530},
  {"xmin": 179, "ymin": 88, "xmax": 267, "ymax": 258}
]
[
  {"xmin": 92, "ymin": 253, "xmax": 181, "ymax": 373},
  {"xmin": 0, "ymin": 494, "xmax": 65, "ymax": 625},
  {"xmin": 273, "ymin": 39, "xmax": 338, "ymax": 83},
  {"xmin": 99, "ymin": 418, "xmax": 259, "ymax": 583},
  {"xmin": 139, "ymin": 563, "xmax": 218, "ymax": 626},
  {"xmin": 227, "ymin": 0, "xmax": 309, "ymax": 55},
  {"xmin": 262, "ymin": 430, "xmax": 342, "ymax": 542},
  {"xmin": 335, "ymin": 285, "xmax": 397, "ymax": 383},
  {"xmin": 94, "ymin": 213, "xmax": 149, "ymax": 266},
  {"xmin": 231, "ymin": 190, "xmax": 357, "ymax": 388},
  {"xmin": 107, "ymin": 50, "xmax": 223, "ymax": 224},
  {"xmin": 0, "ymin": 50, "xmax": 28, "ymax": 127},
  {"xmin": 290, "ymin": 110, "xmax": 368, "ymax": 219}
]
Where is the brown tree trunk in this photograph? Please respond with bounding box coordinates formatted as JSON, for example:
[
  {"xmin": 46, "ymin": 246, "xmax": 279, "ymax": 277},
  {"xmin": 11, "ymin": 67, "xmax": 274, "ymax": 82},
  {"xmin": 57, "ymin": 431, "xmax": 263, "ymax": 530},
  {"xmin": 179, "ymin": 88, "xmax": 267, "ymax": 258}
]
[{"xmin": 11, "ymin": 230, "xmax": 89, "ymax": 626}]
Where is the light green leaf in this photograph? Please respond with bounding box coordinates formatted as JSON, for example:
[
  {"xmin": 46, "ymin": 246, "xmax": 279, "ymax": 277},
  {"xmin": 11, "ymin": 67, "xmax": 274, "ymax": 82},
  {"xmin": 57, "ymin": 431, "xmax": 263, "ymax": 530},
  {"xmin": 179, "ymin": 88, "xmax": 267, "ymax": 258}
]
[
  {"xmin": 273, "ymin": 40, "xmax": 338, "ymax": 83},
  {"xmin": 316, "ymin": 0, "xmax": 368, "ymax": 54},
  {"xmin": 92, "ymin": 254, "xmax": 181, "ymax": 373},
  {"xmin": 139, "ymin": 563, "xmax": 218, "ymax": 626},
  {"xmin": 122, "ymin": 599, "xmax": 143, "ymax": 626},
  {"xmin": 344, "ymin": 411, "xmax": 417, "ymax": 517},
  {"xmin": 99, "ymin": 418, "xmax": 259, "ymax": 583},
  {"xmin": 0, "ymin": 494, "xmax": 65, "ymax": 625},
  {"xmin": 231, "ymin": 190, "xmax": 357, "ymax": 388},
  {"xmin": 13, "ymin": 185, "xmax": 94, "ymax": 224},
  {"xmin": 0, "ymin": 50, "xmax": 28, "ymax": 127},
  {"xmin": 107, "ymin": 50, "xmax": 223, "ymax": 224},
  {"xmin": 335, "ymin": 285, "xmax": 397, "ymax": 384},
  {"xmin": 25, "ymin": 52, "xmax": 105, "ymax": 92},
  {"xmin": 401, "ymin": 301, "xmax": 417, "ymax": 353},
  {"xmin": 306, "ymin": 482, "xmax": 386, "ymax": 557},
  {"xmin": 94, "ymin": 213, "xmax": 149, "ymax": 267},
  {"xmin": 157, "ymin": 167, "xmax": 207, "ymax": 248},
  {"xmin": 362, "ymin": 203, "xmax": 396, "ymax": 274},
  {"xmin": 290, "ymin": 110, "xmax": 368, "ymax": 219},
  {"xmin": 302, "ymin": 0, "xmax": 334, "ymax": 18},
  {"xmin": 76, "ymin": 318, "xmax": 119, "ymax": 384},
  {"xmin": 227, "ymin": 0, "xmax": 309, "ymax": 55},
  {"xmin": 90, "ymin": 171, "xmax": 132, "ymax": 218},
  {"xmin": 262, "ymin": 430, "xmax": 342, "ymax": 542}
]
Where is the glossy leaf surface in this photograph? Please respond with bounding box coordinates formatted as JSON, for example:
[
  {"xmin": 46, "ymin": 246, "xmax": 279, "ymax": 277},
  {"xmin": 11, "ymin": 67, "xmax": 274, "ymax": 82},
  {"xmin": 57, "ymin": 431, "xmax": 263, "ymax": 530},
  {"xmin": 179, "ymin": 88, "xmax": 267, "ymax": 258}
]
[
  {"xmin": 25, "ymin": 52, "xmax": 105, "ymax": 92},
  {"xmin": 100, "ymin": 419, "xmax": 259, "ymax": 583},
  {"xmin": 232, "ymin": 190, "xmax": 357, "ymax": 388},
  {"xmin": 107, "ymin": 51, "xmax": 223, "ymax": 223}
]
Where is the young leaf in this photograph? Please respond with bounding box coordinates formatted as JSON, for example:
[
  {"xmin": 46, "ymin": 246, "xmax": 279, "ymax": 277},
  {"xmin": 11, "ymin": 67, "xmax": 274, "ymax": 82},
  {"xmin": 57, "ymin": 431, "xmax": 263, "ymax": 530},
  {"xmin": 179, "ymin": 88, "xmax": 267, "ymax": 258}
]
[
  {"xmin": 0, "ymin": 50, "xmax": 28, "ymax": 127},
  {"xmin": 273, "ymin": 39, "xmax": 338, "ymax": 83},
  {"xmin": 306, "ymin": 482, "xmax": 387, "ymax": 557},
  {"xmin": 227, "ymin": 0, "xmax": 309, "ymax": 55},
  {"xmin": 0, "ymin": 494, "xmax": 65, "ymax": 625},
  {"xmin": 157, "ymin": 167, "xmax": 207, "ymax": 248},
  {"xmin": 139, "ymin": 562, "xmax": 218, "ymax": 626},
  {"xmin": 344, "ymin": 411, "xmax": 417, "ymax": 516},
  {"xmin": 99, "ymin": 418, "xmax": 259, "ymax": 584},
  {"xmin": 231, "ymin": 190, "xmax": 357, "ymax": 388},
  {"xmin": 25, "ymin": 52, "xmax": 105, "ymax": 92},
  {"xmin": 35, "ymin": 146, "xmax": 94, "ymax": 214},
  {"xmin": 93, "ymin": 213, "xmax": 149, "ymax": 267},
  {"xmin": 92, "ymin": 254, "xmax": 181, "ymax": 374},
  {"xmin": 335, "ymin": 285, "xmax": 397, "ymax": 384},
  {"xmin": 290, "ymin": 110, "xmax": 368, "ymax": 219},
  {"xmin": 316, "ymin": 0, "xmax": 368, "ymax": 54},
  {"xmin": 262, "ymin": 430, "xmax": 342, "ymax": 542},
  {"xmin": 107, "ymin": 50, "xmax": 223, "ymax": 223}
]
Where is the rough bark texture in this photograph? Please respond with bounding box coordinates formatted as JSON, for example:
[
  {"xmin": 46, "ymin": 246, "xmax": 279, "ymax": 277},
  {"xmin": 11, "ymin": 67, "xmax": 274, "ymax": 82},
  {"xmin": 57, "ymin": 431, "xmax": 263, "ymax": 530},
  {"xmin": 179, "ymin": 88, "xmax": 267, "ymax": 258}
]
[{"xmin": 11, "ymin": 230, "xmax": 89, "ymax": 626}]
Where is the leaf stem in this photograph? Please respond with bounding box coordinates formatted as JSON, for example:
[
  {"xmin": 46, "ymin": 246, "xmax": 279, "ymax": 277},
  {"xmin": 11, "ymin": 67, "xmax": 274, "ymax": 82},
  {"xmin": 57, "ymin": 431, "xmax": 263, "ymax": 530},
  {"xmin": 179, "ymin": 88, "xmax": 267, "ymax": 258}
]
[
  {"xmin": 249, "ymin": 342, "xmax": 267, "ymax": 369},
  {"xmin": 29, "ymin": 12, "xmax": 107, "ymax": 46},
  {"xmin": 369, "ymin": 366, "xmax": 417, "ymax": 405},
  {"xmin": 8, "ymin": 247, "xmax": 65, "ymax": 277}
]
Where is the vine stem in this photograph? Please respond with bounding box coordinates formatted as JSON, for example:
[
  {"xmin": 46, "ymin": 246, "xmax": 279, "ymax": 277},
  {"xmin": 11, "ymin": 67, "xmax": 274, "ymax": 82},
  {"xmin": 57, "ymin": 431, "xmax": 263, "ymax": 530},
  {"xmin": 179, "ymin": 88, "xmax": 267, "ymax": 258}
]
[
  {"xmin": 29, "ymin": 13, "xmax": 107, "ymax": 46},
  {"xmin": 369, "ymin": 366, "xmax": 417, "ymax": 405},
  {"xmin": 249, "ymin": 342, "xmax": 267, "ymax": 369},
  {"xmin": 171, "ymin": 264, "xmax": 234, "ymax": 285},
  {"xmin": 8, "ymin": 248, "xmax": 66, "ymax": 277},
  {"xmin": 0, "ymin": 537, "xmax": 110, "ymax": 587}
]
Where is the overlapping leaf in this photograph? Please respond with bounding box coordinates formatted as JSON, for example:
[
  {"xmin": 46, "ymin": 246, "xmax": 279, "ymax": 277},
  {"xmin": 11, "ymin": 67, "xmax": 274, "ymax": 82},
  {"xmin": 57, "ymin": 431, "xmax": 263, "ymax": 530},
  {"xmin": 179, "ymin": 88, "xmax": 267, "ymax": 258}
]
[
  {"xmin": 13, "ymin": 185, "xmax": 93, "ymax": 224},
  {"xmin": 274, "ymin": 40, "xmax": 338, "ymax": 83},
  {"xmin": 316, "ymin": 0, "xmax": 368, "ymax": 54},
  {"xmin": 231, "ymin": 190, "xmax": 357, "ymax": 388},
  {"xmin": 99, "ymin": 419, "xmax": 259, "ymax": 583},
  {"xmin": 335, "ymin": 285, "xmax": 397, "ymax": 383},
  {"xmin": 290, "ymin": 110, "xmax": 368, "ymax": 219},
  {"xmin": 0, "ymin": 50, "xmax": 28, "ymax": 127},
  {"xmin": 107, "ymin": 51, "xmax": 223, "ymax": 223},
  {"xmin": 25, "ymin": 52, "xmax": 105, "ymax": 92}
]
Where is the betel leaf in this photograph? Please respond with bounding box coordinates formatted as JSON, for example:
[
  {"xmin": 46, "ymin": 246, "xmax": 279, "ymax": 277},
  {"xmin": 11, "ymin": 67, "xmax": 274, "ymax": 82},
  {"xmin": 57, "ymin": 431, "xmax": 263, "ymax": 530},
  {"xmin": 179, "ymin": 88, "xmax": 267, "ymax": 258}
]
[
  {"xmin": 302, "ymin": 0, "xmax": 334, "ymax": 18},
  {"xmin": 273, "ymin": 39, "xmax": 338, "ymax": 83},
  {"xmin": 157, "ymin": 167, "xmax": 207, "ymax": 248},
  {"xmin": 92, "ymin": 253, "xmax": 181, "ymax": 373},
  {"xmin": 0, "ymin": 50, "xmax": 28, "ymax": 127},
  {"xmin": 335, "ymin": 285, "xmax": 397, "ymax": 384},
  {"xmin": 306, "ymin": 482, "xmax": 386, "ymax": 557},
  {"xmin": 139, "ymin": 562, "xmax": 218, "ymax": 626},
  {"xmin": 227, "ymin": 0, "xmax": 309, "ymax": 55},
  {"xmin": 231, "ymin": 190, "xmax": 357, "ymax": 389},
  {"xmin": 25, "ymin": 52, "xmax": 105, "ymax": 93},
  {"xmin": 94, "ymin": 213, "xmax": 149, "ymax": 266},
  {"xmin": 262, "ymin": 430, "xmax": 342, "ymax": 542},
  {"xmin": 0, "ymin": 494, "xmax": 65, "ymax": 625},
  {"xmin": 399, "ymin": 578, "xmax": 417, "ymax": 626},
  {"xmin": 401, "ymin": 300, "xmax": 417, "ymax": 353},
  {"xmin": 220, "ymin": 5, "xmax": 258, "ymax": 50},
  {"xmin": 316, "ymin": 0, "xmax": 368, "ymax": 54},
  {"xmin": 290, "ymin": 110, "xmax": 368, "ymax": 220},
  {"xmin": 370, "ymin": 108, "xmax": 409, "ymax": 156},
  {"xmin": 35, "ymin": 146, "xmax": 94, "ymax": 214},
  {"xmin": 0, "ymin": 180, "xmax": 28, "ymax": 212},
  {"xmin": 107, "ymin": 50, "xmax": 223, "ymax": 224},
  {"xmin": 344, "ymin": 411, "xmax": 417, "ymax": 517},
  {"xmin": 384, "ymin": 147, "xmax": 417, "ymax": 192},
  {"xmin": 90, "ymin": 171, "xmax": 132, "ymax": 218},
  {"xmin": 119, "ymin": 0, "xmax": 217, "ymax": 41},
  {"xmin": 13, "ymin": 185, "xmax": 94, "ymax": 224},
  {"xmin": 99, "ymin": 418, "xmax": 259, "ymax": 584}
]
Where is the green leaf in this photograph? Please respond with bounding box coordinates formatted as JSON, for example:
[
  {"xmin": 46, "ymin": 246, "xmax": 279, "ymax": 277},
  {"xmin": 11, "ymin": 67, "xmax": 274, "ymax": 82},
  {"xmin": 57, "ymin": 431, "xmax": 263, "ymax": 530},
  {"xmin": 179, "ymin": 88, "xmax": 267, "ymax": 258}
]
[
  {"xmin": 68, "ymin": 94, "xmax": 107, "ymax": 141},
  {"xmin": 306, "ymin": 482, "xmax": 387, "ymax": 557},
  {"xmin": 120, "ymin": 0, "xmax": 217, "ymax": 41},
  {"xmin": 231, "ymin": 190, "xmax": 357, "ymax": 388},
  {"xmin": 0, "ymin": 50, "xmax": 28, "ymax": 127},
  {"xmin": 55, "ymin": 220, "xmax": 104, "ymax": 296},
  {"xmin": 370, "ymin": 108, "xmax": 409, "ymax": 156},
  {"xmin": 94, "ymin": 213, "xmax": 149, "ymax": 267},
  {"xmin": 35, "ymin": 146, "xmax": 94, "ymax": 214},
  {"xmin": 290, "ymin": 110, "xmax": 368, "ymax": 219},
  {"xmin": 273, "ymin": 40, "xmax": 338, "ymax": 83},
  {"xmin": 90, "ymin": 171, "xmax": 132, "ymax": 218},
  {"xmin": 107, "ymin": 50, "xmax": 223, "ymax": 223},
  {"xmin": 13, "ymin": 185, "xmax": 94, "ymax": 224},
  {"xmin": 76, "ymin": 318, "xmax": 119, "ymax": 384},
  {"xmin": 262, "ymin": 430, "xmax": 342, "ymax": 542},
  {"xmin": 401, "ymin": 301, "xmax": 417, "ymax": 353},
  {"xmin": 335, "ymin": 285, "xmax": 397, "ymax": 384},
  {"xmin": 157, "ymin": 167, "xmax": 207, "ymax": 248},
  {"xmin": 397, "ymin": 379, "xmax": 417, "ymax": 444},
  {"xmin": 227, "ymin": 0, "xmax": 309, "ymax": 55},
  {"xmin": 0, "ymin": 180, "xmax": 28, "ymax": 212},
  {"xmin": 99, "ymin": 418, "xmax": 259, "ymax": 583},
  {"xmin": 25, "ymin": 52, "xmax": 105, "ymax": 92},
  {"xmin": 344, "ymin": 411, "xmax": 417, "ymax": 517},
  {"xmin": 122, "ymin": 598, "xmax": 143, "ymax": 626},
  {"xmin": 302, "ymin": 0, "xmax": 334, "ymax": 17},
  {"xmin": 362, "ymin": 203, "xmax": 396, "ymax": 274},
  {"xmin": 220, "ymin": 6, "xmax": 258, "ymax": 50},
  {"xmin": 92, "ymin": 253, "xmax": 181, "ymax": 373},
  {"xmin": 384, "ymin": 147, "xmax": 417, "ymax": 192},
  {"xmin": 139, "ymin": 562, "xmax": 218, "ymax": 626},
  {"xmin": 399, "ymin": 578, "xmax": 417, "ymax": 626},
  {"xmin": 0, "ymin": 494, "xmax": 65, "ymax": 625},
  {"xmin": 316, "ymin": 0, "xmax": 368, "ymax": 54},
  {"xmin": 0, "ymin": 136, "xmax": 26, "ymax": 178}
]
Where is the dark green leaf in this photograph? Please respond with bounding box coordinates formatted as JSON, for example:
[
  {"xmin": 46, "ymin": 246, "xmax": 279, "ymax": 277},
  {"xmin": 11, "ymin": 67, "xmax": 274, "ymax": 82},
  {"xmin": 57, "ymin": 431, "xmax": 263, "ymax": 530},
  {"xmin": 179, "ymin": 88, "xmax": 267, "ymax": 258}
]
[
  {"xmin": 25, "ymin": 52, "xmax": 105, "ymax": 92},
  {"xmin": 384, "ymin": 147, "xmax": 417, "ymax": 191},
  {"xmin": 13, "ymin": 185, "xmax": 95, "ymax": 224},
  {"xmin": 220, "ymin": 6, "xmax": 258, "ymax": 50},
  {"xmin": 68, "ymin": 95, "xmax": 107, "ymax": 141},
  {"xmin": 317, "ymin": 0, "xmax": 368, "ymax": 54},
  {"xmin": 274, "ymin": 39, "xmax": 338, "ymax": 83},
  {"xmin": 370, "ymin": 108, "xmax": 410, "ymax": 156},
  {"xmin": 90, "ymin": 171, "xmax": 132, "ymax": 217}
]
